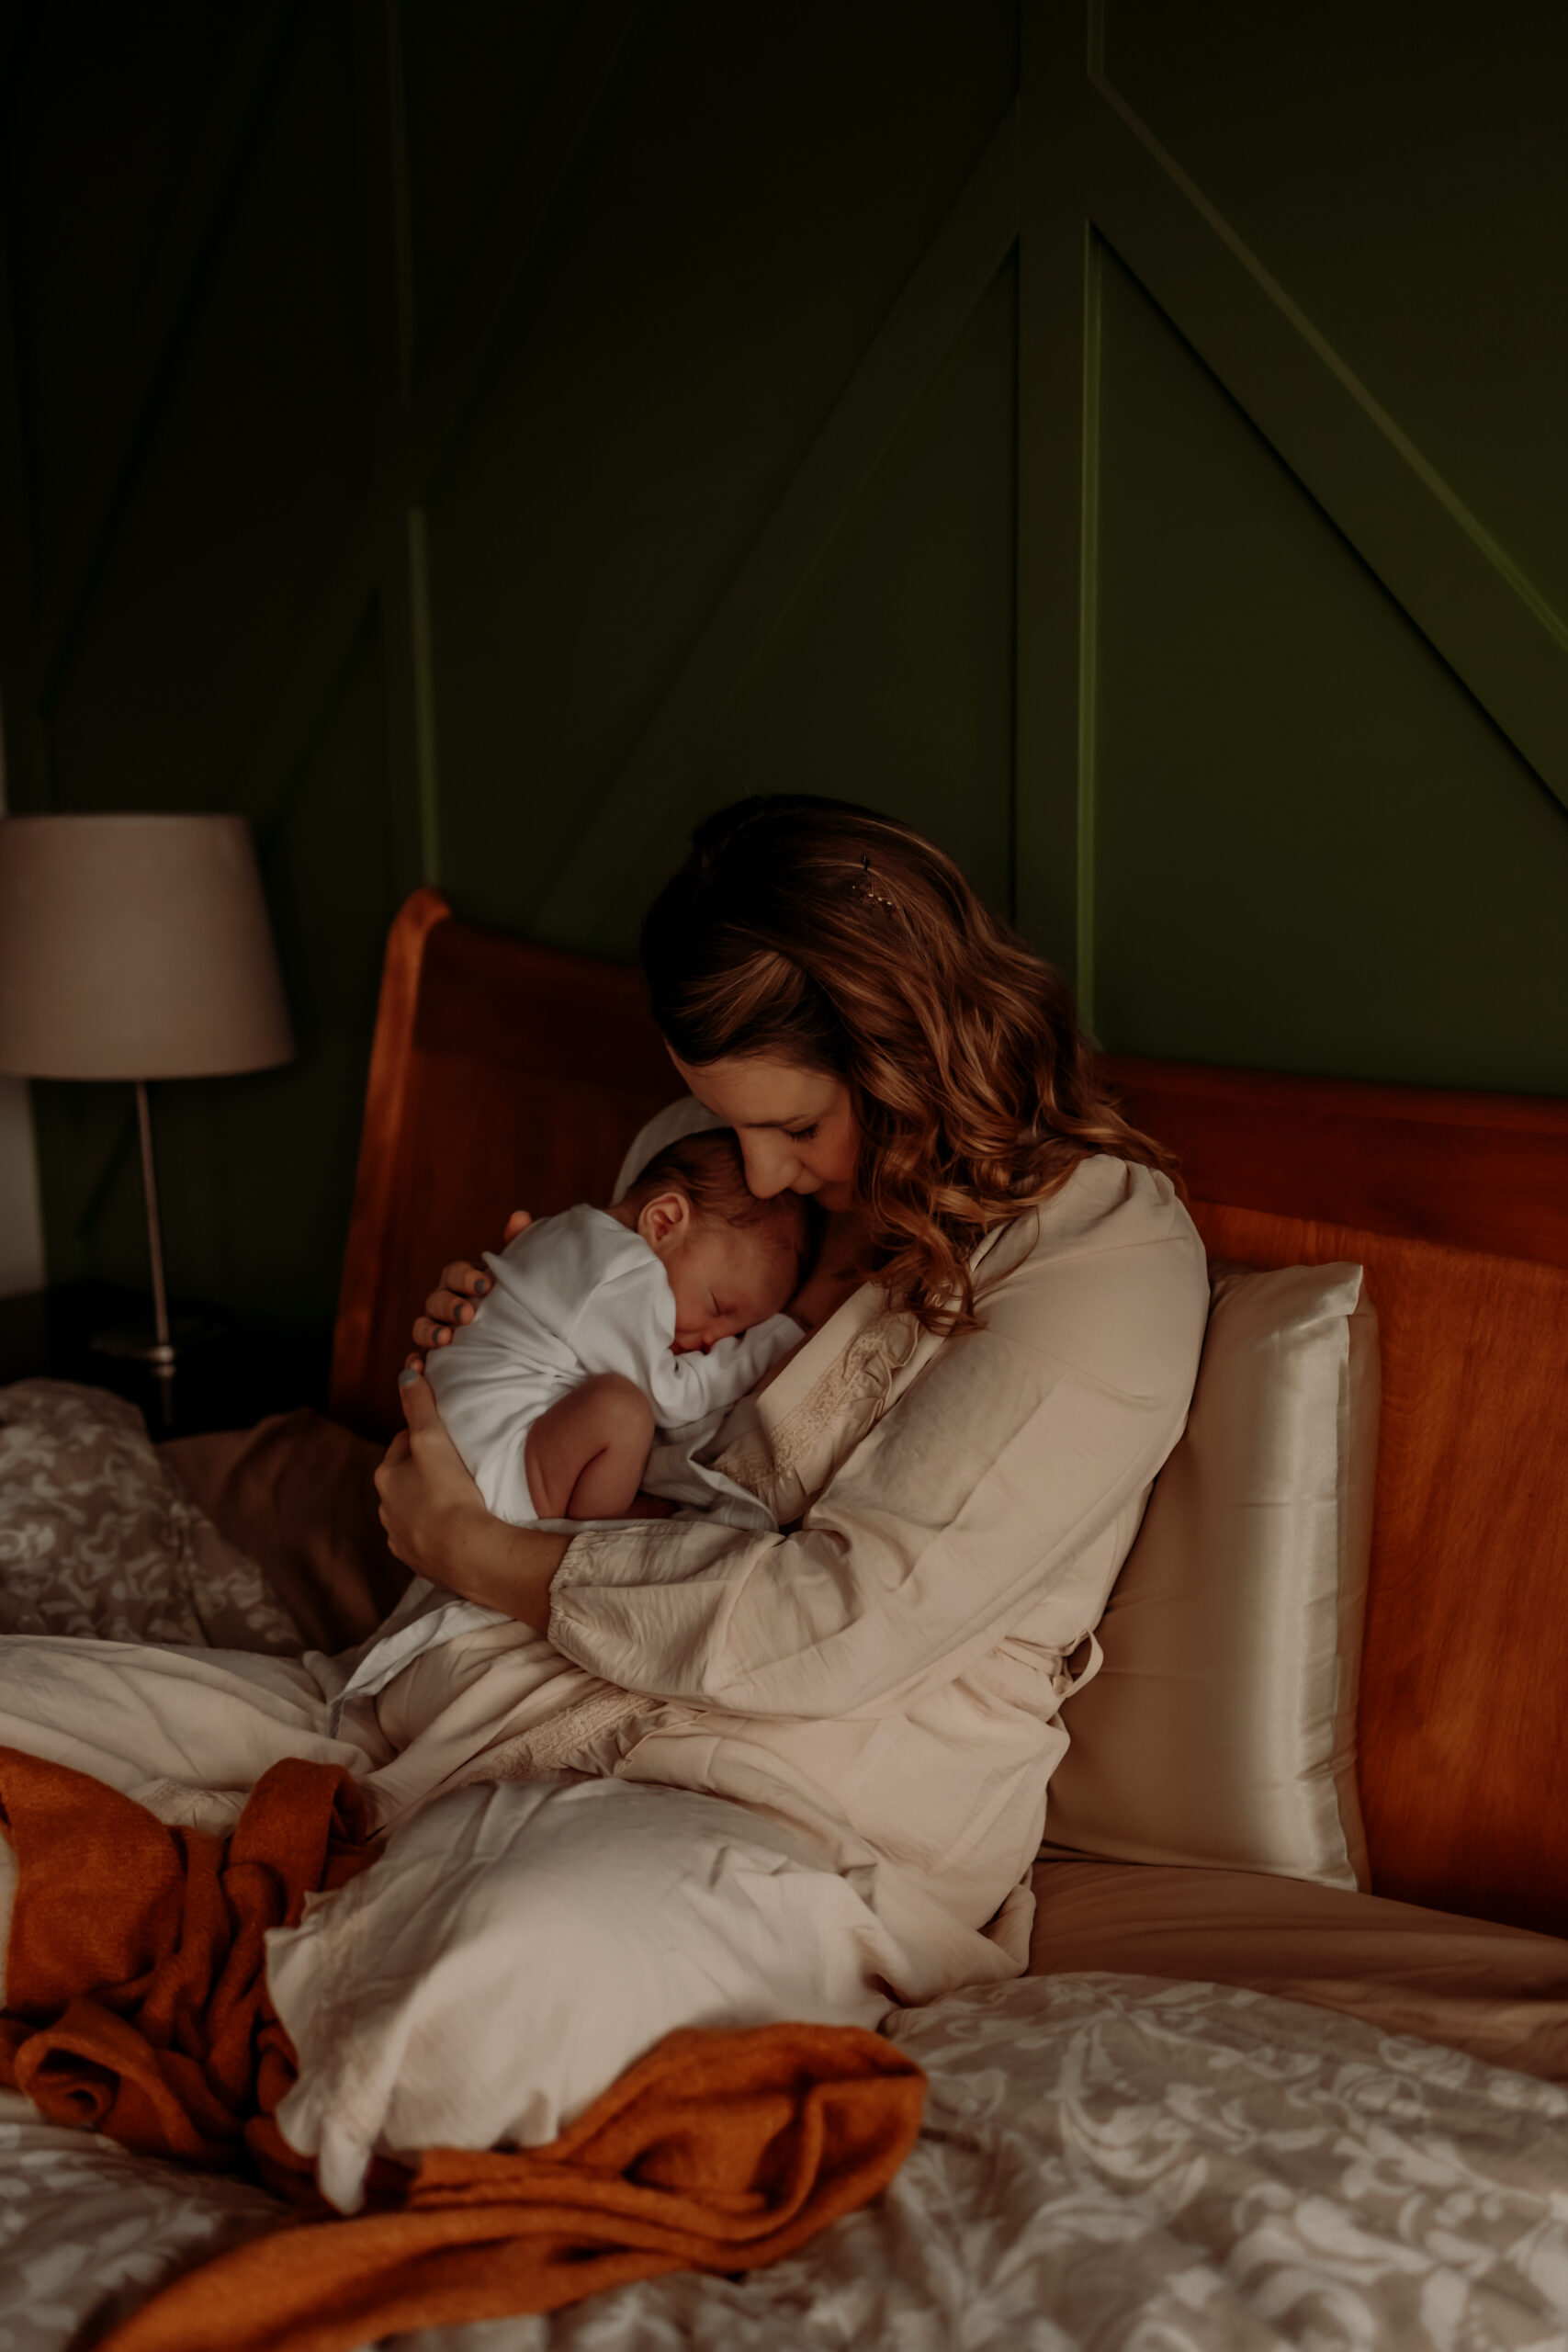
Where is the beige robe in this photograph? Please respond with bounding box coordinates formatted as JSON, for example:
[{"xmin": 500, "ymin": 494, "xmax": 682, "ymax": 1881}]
[{"xmin": 364, "ymin": 1152, "xmax": 1209, "ymax": 1995}]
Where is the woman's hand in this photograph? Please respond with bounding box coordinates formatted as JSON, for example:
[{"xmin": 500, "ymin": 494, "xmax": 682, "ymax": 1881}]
[
  {"xmin": 407, "ymin": 1210, "xmax": 533, "ymax": 1371},
  {"xmin": 374, "ymin": 1368, "xmax": 568, "ymax": 1632}
]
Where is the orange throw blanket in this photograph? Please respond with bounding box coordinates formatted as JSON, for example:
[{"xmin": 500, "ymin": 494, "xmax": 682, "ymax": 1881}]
[
  {"xmin": 0, "ymin": 1745, "xmax": 372, "ymax": 2184},
  {"xmin": 0, "ymin": 1748, "xmax": 925, "ymax": 2352}
]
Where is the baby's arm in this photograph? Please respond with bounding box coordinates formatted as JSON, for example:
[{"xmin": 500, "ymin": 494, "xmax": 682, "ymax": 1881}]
[
  {"xmin": 523, "ymin": 1374, "xmax": 655, "ymax": 1520},
  {"xmin": 575, "ymin": 1282, "xmax": 803, "ymax": 1430},
  {"xmin": 647, "ymin": 1314, "xmax": 804, "ymax": 1424}
]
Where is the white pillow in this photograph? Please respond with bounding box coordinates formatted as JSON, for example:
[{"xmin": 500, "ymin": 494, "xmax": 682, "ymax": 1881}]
[
  {"xmin": 265, "ymin": 1774, "xmax": 892, "ymax": 2212},
  {"xmin": 1043, "ymin": 1261, "xmax": 1379, "ymax": 1891}
]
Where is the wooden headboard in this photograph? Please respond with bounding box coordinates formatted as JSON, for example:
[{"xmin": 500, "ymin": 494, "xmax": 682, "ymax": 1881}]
[
  {"xmin": 333, "ymin": 890, "xmax": 1568, "ymax": 1939},
  {"xmin": 330, "ymin": 890, "xmax": 678, "ymax": 1435}
]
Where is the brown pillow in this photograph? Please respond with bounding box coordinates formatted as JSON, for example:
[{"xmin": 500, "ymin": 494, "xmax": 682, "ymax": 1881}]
[{"xmin": 159, "ymin": 1408, "xmax": 409, "ymax": 1654}]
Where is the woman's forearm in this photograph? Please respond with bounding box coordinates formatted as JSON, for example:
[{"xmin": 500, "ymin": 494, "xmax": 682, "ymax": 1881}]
[
  {"xmin": 438, "ymin": 1515, "xmax": 571, "ymax": 1632},
  {"xmin": 374, "ymin": 1373, "xmax": 572, "ymax": 1632}
]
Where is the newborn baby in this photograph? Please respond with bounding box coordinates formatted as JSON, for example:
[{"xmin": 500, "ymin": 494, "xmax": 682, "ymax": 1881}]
[{"xmin": 426, "ymin": 1129, "xmax": 808, "ymax": 1527}]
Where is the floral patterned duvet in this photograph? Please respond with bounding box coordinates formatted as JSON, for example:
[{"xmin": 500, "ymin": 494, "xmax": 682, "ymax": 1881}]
[{"xmin": 4, "ymin": 1974, "xmax": 1568, "ymax": 2350}]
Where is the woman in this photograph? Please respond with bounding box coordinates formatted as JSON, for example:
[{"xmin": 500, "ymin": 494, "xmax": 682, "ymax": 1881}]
[
  {"xmin": 0, "ymin": 797, "xmax": 1207, "ymax": 2206},
  {"xmin": 357, "ymin": 799, "xmax": 1209, "ymax": 2042}
]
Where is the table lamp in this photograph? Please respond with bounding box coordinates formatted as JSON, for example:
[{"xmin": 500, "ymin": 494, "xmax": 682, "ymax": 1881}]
[{"xmin": 0, "ymin": 813, "xmax": 294, "ymax": 1419}]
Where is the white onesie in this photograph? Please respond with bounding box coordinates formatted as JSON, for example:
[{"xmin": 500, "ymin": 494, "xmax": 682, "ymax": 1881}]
[{"xmin": 425, "ymin": 1202, "xmax": 802, "ymax": 1527}]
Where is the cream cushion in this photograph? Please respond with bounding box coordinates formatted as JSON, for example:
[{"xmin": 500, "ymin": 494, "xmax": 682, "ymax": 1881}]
[{"xmin": 1043, "ymin": 1260, "xmax": 1378, "ymax": 1891}]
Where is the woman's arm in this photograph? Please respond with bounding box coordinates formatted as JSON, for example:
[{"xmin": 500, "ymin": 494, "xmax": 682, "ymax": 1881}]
[
  {"xmin": 546, "ymin": 1203, "xmax": 1210, "ymax": 1719},
  {"xmin": 385, "ymin": 1196, "xmax": 1204, "ymax": 1703},
  {"xmin": 374, "ymin": 1371, "xmax": 568, "ymax": 1631}
]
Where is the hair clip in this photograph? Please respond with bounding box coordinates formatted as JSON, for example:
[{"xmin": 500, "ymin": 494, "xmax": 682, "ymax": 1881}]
[{"xmin": 850, "ymin": 852, "xmax": 897, "ymax": 912}]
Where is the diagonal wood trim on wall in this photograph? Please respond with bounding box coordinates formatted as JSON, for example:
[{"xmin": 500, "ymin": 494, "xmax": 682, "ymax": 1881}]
[
  {"xmin": 1077, "ymin": 47, "xmax": 1568, "ymax": 820},
  {"xmin": 534, "ymin": 96, "xmax": 1023, "ymax": 947},
  {"xmin": 537, "ymin": 0, "xmax": 1568, "ymax": 973},
  {"xmin": 1012, "ymin": 0, "xmax": 1568, "ymax": 1034}
]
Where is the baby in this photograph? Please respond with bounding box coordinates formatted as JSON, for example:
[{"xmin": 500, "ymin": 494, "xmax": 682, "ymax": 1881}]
[{"xmin": 426, "ymin": 1129, "xmax": 808, "ymax": 1526}]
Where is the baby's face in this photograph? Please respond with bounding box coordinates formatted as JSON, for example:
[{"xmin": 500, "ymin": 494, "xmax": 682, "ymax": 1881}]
[{"xmin": 660, "ymin": 1217, "xmax": 795, "ymax": 1353}]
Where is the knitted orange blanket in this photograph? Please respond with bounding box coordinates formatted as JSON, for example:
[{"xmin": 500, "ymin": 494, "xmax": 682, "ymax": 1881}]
[{"xmin": 0, "ymin": 1747, "xmax": 924, "ymax": 2352}]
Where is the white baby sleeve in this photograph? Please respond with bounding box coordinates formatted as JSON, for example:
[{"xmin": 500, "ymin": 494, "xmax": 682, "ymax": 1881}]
[
  {"xmin": 639, "ymin": 1314, "xmax": 804, "ymax": 1427},
  {"xmin": 424, "ymin": 1284, "xmax": 548, "ymax": 1522},
  {"xmin": 427, "ymin": 1208, "xmax": 620, "ymax": 1522},
  {"xmin": 567, "ymin": 1260, "xmax": 801, "ymax": 1430}
]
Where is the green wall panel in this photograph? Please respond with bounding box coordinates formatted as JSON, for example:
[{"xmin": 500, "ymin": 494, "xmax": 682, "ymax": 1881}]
[
  {"xmin": 1091, "ymin": 253, "xmax": 1568, "ymax": 1092},
  {"xmin": 45, "ymin": 1, "xmax": 372, "ymax": 814},
  {"xmin": 5, "ymin": 2, "xmax": 236, "ymax": 565},
  {"xmin": 209, "ymin": 617, "xmax": 397, "ymax": 1329},
  {"xmin": 647, "ymin": 255, "xmax": 1019, "ymax": 950},
  {"xmin": 1106, "ymin": 0, "xmax": 1568, "ymax": 634},
  {"xmin": 401, "ymin": 0, "xmax": 579, "ymax": 369},
  {"xmin": 2, "ymin": 0, "xmax": 1564, "ymax": 1341},
  {"xmin": 427, "ymin": 0, "xmax": 1017, "ymax": 937}
]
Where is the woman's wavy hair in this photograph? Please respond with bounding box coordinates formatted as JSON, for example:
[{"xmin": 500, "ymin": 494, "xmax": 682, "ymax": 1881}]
[{"xmin": 639, "ymin": 796, "xmax": 1179, "ymax": 1335}]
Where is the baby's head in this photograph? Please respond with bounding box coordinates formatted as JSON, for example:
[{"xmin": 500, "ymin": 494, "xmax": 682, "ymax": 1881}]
[{"xmin": 616, "ymin": 1131, "xmax": 808, "ymax": 1352}]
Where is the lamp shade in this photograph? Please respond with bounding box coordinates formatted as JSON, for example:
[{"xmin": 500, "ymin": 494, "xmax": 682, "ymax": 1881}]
[{"xmin": 0, "ymin": 814, "xmax": 295, "ymax": 1080}]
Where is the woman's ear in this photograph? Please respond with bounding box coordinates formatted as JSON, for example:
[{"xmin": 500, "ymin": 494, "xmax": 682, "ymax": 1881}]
[{"xmin": 636, "ymin": 1189, "xmax": 693, "ymax": 1251}]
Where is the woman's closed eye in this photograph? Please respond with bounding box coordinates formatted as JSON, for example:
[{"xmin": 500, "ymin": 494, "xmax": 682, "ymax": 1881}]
[{"xmin": 784, "ymin": 1123, "xmax": 819, "ymax": 1142}]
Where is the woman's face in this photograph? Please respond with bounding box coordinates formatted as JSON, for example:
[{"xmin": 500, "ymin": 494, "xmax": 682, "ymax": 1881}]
[{"xmin": 670, "ymin": 1052, "xmax": 859, "ymax": 1214}]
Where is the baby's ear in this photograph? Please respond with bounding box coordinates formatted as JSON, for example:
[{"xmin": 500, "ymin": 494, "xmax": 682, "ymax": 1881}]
[{"xmin": 637, "ymin": 1188, "xmax": 693, "ymax": 1250}]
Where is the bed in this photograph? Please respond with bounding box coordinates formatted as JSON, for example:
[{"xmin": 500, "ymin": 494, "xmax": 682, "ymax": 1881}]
[{"xmin": 4, "ymin": 885, "xmax": 1568, "ymax": 2349}]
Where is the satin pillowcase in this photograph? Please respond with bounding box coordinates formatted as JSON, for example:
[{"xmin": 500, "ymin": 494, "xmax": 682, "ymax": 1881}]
[{"xmin": 1044, "ymin": 1260, "xmax": 1379, "ymax": 1892}]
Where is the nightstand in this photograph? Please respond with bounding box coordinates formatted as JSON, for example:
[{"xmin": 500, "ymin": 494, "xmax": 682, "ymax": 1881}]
[{"xmin": 0, "ymin": 1282, "xmax": 332, "ymax": 1439}]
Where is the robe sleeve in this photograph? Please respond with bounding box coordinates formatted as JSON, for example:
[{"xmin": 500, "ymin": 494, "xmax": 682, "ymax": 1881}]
[{"xmin": 547, "ymin": 1195, "xmax": 1209, "ymax": 1719}]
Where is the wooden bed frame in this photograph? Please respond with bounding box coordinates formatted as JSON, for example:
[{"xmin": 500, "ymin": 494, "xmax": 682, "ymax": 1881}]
[{"xmin": 331, "ymin": 889, "xmax": 1568, "ymax": 1941}]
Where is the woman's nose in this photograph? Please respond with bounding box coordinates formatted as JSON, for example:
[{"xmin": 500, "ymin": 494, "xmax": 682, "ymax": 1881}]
[{"xmin": 738, "ymin": 1134, "xmax": 795, "ymax": 1199}]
